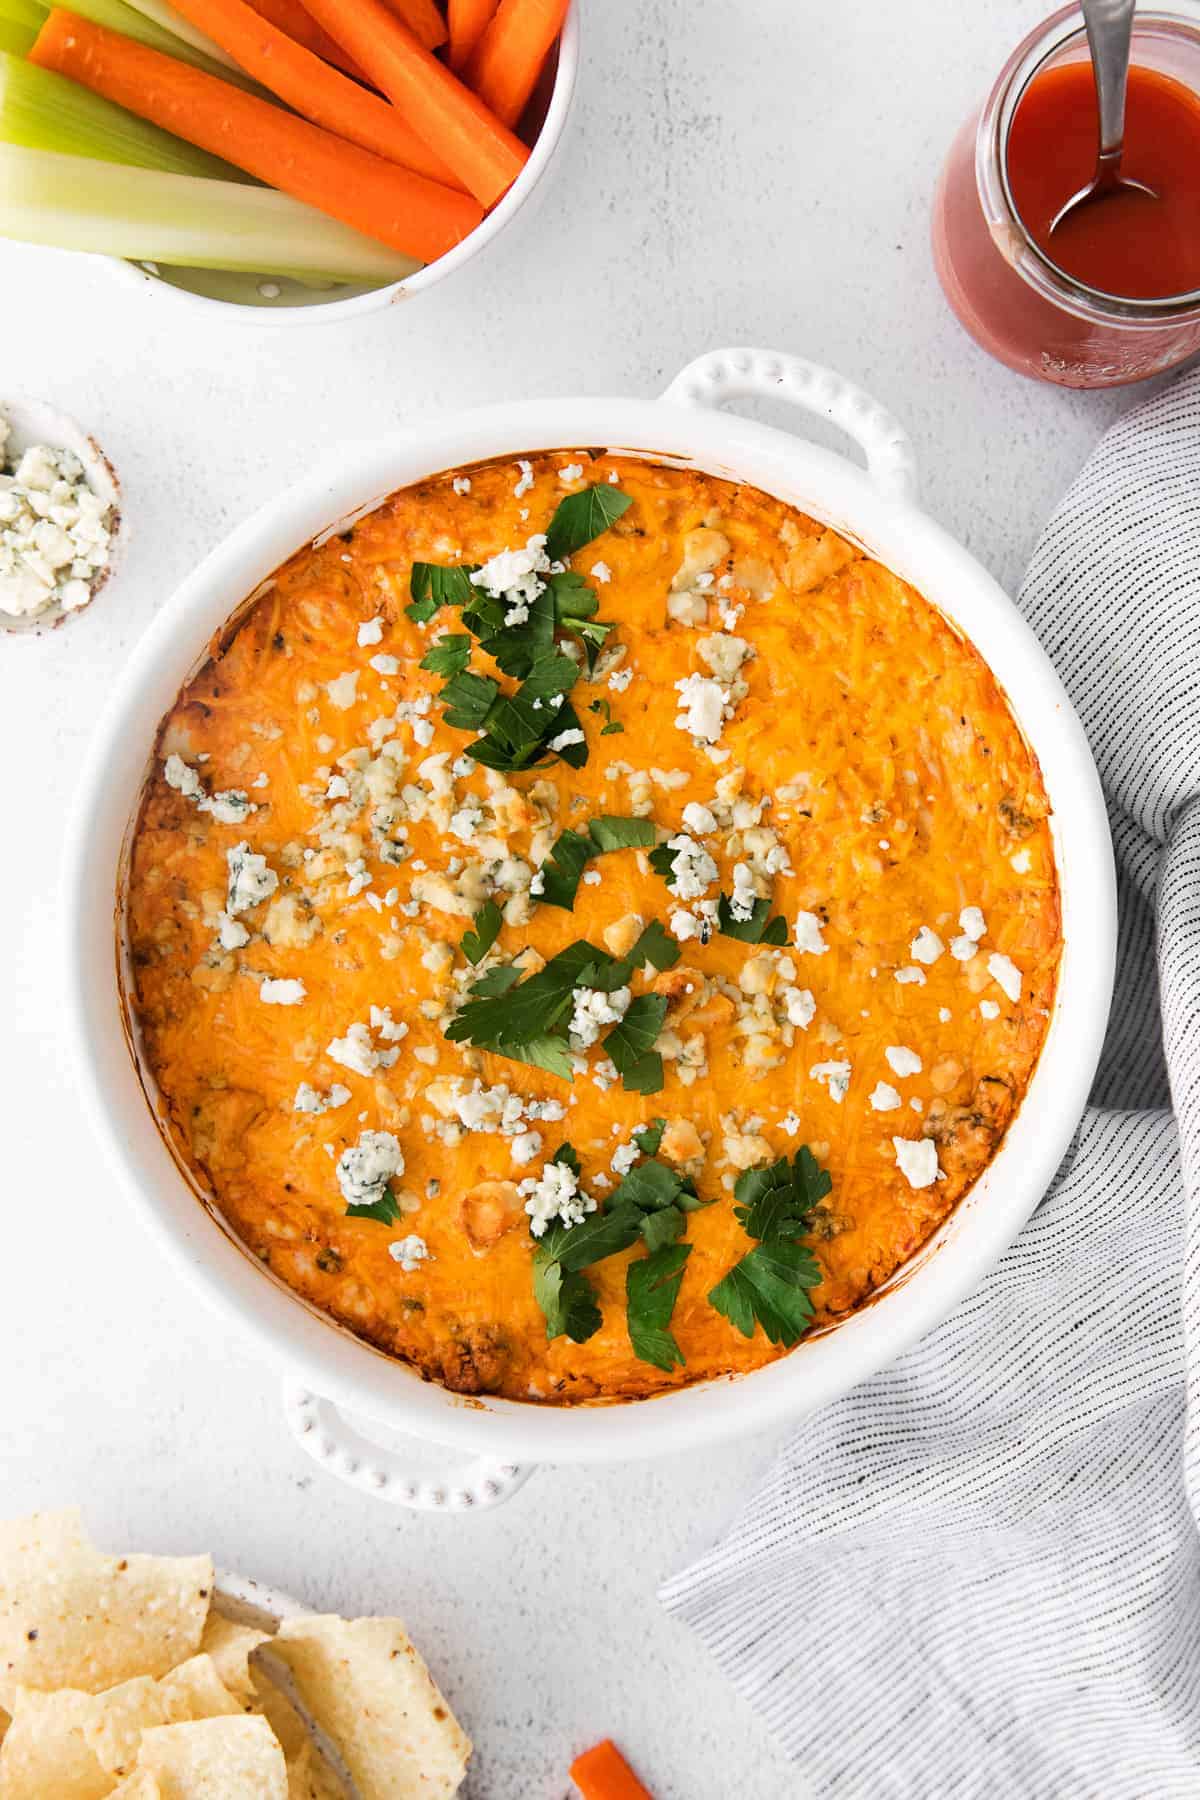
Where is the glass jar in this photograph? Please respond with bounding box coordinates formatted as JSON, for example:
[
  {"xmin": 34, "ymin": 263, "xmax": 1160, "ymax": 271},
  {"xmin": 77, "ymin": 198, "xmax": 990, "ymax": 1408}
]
[{"xmin": 932, "ymin": 4, "xmax": 1200, "ymax": 387}]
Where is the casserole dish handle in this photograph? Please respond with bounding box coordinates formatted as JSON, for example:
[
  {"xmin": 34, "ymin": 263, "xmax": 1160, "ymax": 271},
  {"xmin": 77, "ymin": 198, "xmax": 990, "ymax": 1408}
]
[
  {"xmin": 283, "ymin": 1384, "xmax": 535, "ymax": 1512},
  {"xmin": 660, "ymin": 348, "xmax": 918, "ymax": 504}
]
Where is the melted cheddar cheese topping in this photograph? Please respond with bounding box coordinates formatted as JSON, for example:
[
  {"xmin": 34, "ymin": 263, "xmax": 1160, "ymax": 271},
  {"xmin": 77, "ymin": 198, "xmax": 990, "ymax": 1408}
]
[{"xmin": 126, "ymin": 454, "xmax": 1061, "ymax": 1404}]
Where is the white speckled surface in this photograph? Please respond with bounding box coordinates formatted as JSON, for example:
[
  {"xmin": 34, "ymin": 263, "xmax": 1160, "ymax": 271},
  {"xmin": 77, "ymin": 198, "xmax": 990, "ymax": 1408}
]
[{"xmin": 0, "ymin": 2, "xmax": 1153, "ymax": 1793}]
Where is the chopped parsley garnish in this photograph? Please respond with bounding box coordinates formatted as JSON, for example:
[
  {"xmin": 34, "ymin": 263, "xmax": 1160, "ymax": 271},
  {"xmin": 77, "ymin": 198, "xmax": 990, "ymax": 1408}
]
[
  {"xmin": 446, "ymin": 929, "xmax": 676, "ymax": 1089},
  {"xmin": 345, "ymin": 1185, "xmax": 403, "ymax": 1226},
  {"xmin": 588, "ymin": 697, "xmax": 623, "ymax": 734},
  {"xmin": 460, "ymin": 899, "xmax": 502, "ymax": 966},
  {"xmin": 716, "ymin": 894, "xmax": 790, "ymax": 945},
  {"xmin": 708, "ymin": 1147, "xmax": 832, "ymax": 1347},
  {"xmin": 627, "ymin": 1243, "xmax": 692, "ymax": 1371},
  {"xmin": 419, "ymin": 634, "xmax": 472, "ymax": 677},
  {"xmin": 439, "ymin": 668, "xmax": 499, "ymax": 730},
  {"xmin": 404, "ymin": 483, "xmax": 631, "ymax": 772},
  {"xmin": 544, "ymin": 483, "xmax": 633, "ymax": 561},
  {"xmin": 532, "ymin": 1245, "xmax": 602, "ymax": 1343},
  {"xmin": 536, "ymin": 814, "xmax": 656, "ymax": 911},
  {"xmin": 626, "ymin": 920, "xmax": 681, "ymax": 972},
  {"xmin": 531, "ymin": 1149, "xmax": 703, "ymax": 1348},
  {"xmin": 633, "ymin": 1118, "xmax": 665, "ymax": 1156},
  {"xmin": 406, "ymin": 562, "xmax": 477, "ymax": 622},
  {"xmin": 604, "ymin": 993, "xmax": 669, "ymax": 1095}
]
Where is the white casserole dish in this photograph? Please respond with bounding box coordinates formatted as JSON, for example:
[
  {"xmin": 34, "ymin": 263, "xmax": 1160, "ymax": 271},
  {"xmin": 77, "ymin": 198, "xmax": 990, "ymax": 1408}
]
[{"xmin": 65, "ymin": 348, "xmax": 1116, "ymax": 1510}]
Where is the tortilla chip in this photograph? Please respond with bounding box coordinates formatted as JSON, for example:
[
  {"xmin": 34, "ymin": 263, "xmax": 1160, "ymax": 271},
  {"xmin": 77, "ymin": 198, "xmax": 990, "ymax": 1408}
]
[
  {"xmin": 110, "ymin": 1776, "xmax": 163, "ymax": 1799},
  {"xmin": 80, "ymin": 1675, "xmax": 167, "ymax": 1775},
  {"xmin": 247, "ymin": 1668, "xmax": 308, "ymax": 1760},
  {"xmin": 135, "ymin": 1716, "xmax": 287, "ymax": 1796},
  {"xmin": 158, "ymin": 1657, "xmax": 242, "ymax": 1725},
  {"xmin": 196, "ymin": 1620, "xmax": 267, "ymax": 1702},
  {"xmin": 0, "ymin": 1684, "xmax": 113, "ymax": 1799},
  {"xmin": 270, "ymin": 1616, "xmax": 471, "ymax": 1799},
  {"xmin": 285, "ymin": 1739, "xmax": 343, "ymax": 1800},
  {"xmin": 0, "ymin": 1510, "xmax": 212, "ymax": 1709}
]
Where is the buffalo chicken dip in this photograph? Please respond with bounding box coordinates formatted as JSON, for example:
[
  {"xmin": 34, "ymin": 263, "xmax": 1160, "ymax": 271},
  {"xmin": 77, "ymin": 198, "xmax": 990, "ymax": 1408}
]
[{"xmin": 125, "ymin": 454, "xmax": 1061, "ymax": 1403}]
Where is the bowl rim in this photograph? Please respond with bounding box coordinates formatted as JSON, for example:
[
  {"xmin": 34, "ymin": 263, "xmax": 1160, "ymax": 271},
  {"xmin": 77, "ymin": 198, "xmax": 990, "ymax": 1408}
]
[
  {"xmin": 63, "ymin": 390, "xmax": 1117, "ymax": 1463},
  {"xmin": 101, "ymin": 2, "xmax": 580, "ymax": 326}
]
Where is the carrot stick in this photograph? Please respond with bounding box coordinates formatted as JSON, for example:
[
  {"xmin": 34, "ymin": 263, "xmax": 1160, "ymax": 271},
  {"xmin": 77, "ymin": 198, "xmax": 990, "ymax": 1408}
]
[
  {"xmin": 241, "ymin": 0, "xmax": 368, "ymax": 83},
  {"xmin": 30, "ymin": 10, "xmax": 484, "ymax": 259},
  {"xmin": 447, "ymin": 0, "xmax": 494, "ymax": 71},
  {"xmin": 165, "ymin": 0, "xmax": 466, "ymax": 187},
  {"xmin": 570, "ymin": 1741, "xmax": 655, "ymax": 1800},
  {"xmin": 466, "ymin": 0, "xmax": 566, "ymax": 128},
  {"xmin": 376, "ymin": 0, "xmax": 445, "ymax": 51},
  {"xmin": 300, "ymin": 0, "xmax": 526, "ymax": 207}
]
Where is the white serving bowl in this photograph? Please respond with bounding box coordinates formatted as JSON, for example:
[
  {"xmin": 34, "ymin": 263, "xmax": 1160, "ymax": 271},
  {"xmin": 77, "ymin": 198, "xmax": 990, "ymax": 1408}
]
[
  {"xmin": 65, "ymin": 347, "xmax": 1116, "ymax": 1509},
  {"xmin": 104, "ymin": 5, "xmax": 579, "ymax": 325},
  {"xmin": 0, "ymin": 395, "xmax": 123, "ymax": 634}
]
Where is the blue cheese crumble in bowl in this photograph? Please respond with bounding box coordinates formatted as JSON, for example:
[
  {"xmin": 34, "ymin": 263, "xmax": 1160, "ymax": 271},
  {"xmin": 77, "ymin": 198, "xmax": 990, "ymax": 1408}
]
[{"xmin": 0, "ymin": 398, "xmax": 120, "ymax": 635}]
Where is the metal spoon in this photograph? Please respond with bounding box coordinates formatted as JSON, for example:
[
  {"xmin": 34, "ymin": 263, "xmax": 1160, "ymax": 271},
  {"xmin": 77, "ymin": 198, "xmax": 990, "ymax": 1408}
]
[{"xmin": 1049, "ymin": 0, "xmax": 1157, "ymax": 235}]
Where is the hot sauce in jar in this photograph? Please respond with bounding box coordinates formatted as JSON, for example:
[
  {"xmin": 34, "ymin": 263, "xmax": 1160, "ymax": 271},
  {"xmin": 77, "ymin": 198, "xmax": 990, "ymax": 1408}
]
[{"xmin": 933, "ymin": 5, "xmax": 1200, "ymax": 387}]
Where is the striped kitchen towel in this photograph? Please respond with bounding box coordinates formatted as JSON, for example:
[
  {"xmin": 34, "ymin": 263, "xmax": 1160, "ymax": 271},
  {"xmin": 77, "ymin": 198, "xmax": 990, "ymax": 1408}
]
[{"xmin": 660, "ymin": 363, "xmax": 1200, "ymax": 1797}]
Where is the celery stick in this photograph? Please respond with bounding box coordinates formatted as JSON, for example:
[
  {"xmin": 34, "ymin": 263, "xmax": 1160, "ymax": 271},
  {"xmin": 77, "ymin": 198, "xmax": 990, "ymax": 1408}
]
[
  {"xmin": 0, "ymin": 0, "xmax": 39, "ymax": 51},
  {"xmin": 0, "ymin": 0, "xmax": 44, "ymax": 30},
  {"xmin": 0, "ymin": 19, "xmax": 36, "ymax": 54},
  {"xmin": 0, "ymin": 145, "xmax": 422, "ymax": 284},
  {"xmin": 0, "ymin": 52, "xmax": 247, "ymax": 179}
]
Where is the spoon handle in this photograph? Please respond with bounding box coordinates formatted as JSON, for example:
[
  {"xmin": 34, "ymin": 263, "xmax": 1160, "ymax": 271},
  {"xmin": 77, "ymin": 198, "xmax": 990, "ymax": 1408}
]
[{"xmin": 1082, "ymin": 0, "xmax": 1138, "ymax": 167}]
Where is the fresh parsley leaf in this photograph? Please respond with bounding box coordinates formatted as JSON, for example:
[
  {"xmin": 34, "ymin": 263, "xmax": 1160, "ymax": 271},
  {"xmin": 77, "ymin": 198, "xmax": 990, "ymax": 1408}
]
[
  {"xmin": 549, "ymin": 569, "xmax": 598, "ymax": 619},
  {"xmin": 439, "ymin": 669, "xmax": 498, "ymax": 731},
  {"xmin": 549, "ymin": 570, "xmax": 614, "ymax": 672},
  {"xmin": 707, "ymin": 1146, "xmax": 832, "ymax": 1347},
  {"xmin": 537, "ymin": 828, "xmax": 594, "ymax": 911},
  {"xmin": 468, "ymin": 963, "xmax": 522, "ymax": 997},
  {"xmin": 626, "ymin": 919, "xmax": 681, "ymax": 973},
  {"xmin": 494, "ymin": 1034, "xmax": 577, "ymax": 1079},
  {"xmin": 615, "ymin": 1156, "xmax": 688, "ymax": 1214},
  {"xmin": 477, "ymin": 585, "xmax": 556, "ymax": 678},
  {"xmin": 532, "ymin": 818, "xmax": 656, "ymax": 915},
  {"xmin": 587, "ymin": 815, "xmax": 656, "ymax": 854},
  {"xmin": 407, "ymin": 561, "xmax": 478, "ymax": 622},
  {"xmin": 633, "ymin": 1118, "xmax": 665, "ymax": 1156},
  {"xmin": 717, "ymin": 894, "xmax": 790, "ymax": 945},
  {"xmin": 470, "ymin": 671, "xmax": 579, "ymax": 771},
  {"xmin": 552, "ymin": 1201, "xmax": 643, "ymax": 1272},
  {"xmin": 604, "ymin": 993, "xmax": 668, "ymax": 1094},
  {"xmin": 648, "ymin": 843, "xmax": 677, "ymax": 882},
  {"xmin": 532, "ymin": 1253, "xmax": 602, "ymax": 1343},
  {"xmin": 626, "ymin": 1243, "xmax": 691, "ymax": 1370},
  {"xmin": 588, "ymin": 697, "xmax": 624, "ymax": 735},
  {"xmin": 639, "ymin": 1205, "xmax": 687, "ymax": 1252},
  {"xmin": 708, "ymin": 1240, "xmax": 822, "ymax": 1347},
  {"xmin": 734, "ymin": 1147, "xmax": 832, "ymax": 1241},
  {"xmin": 551, "ymin": 1142, "xmax": 581, "ymax": 1175},
  {"xmin": 345, "ymin": 1184, "xmax": 402, "ymax": 1226},
  {"xmin": 447, "ymin": 939, "xmax": 607, "ymax": 1066},
  {"xmin": 548, "ymin": 700, "xmax": 590, "ymax": 768},
  {"xmin": 461, "ymin": 899, "xmax": 502, "ymax": 966},
  {"xmin": 518, "ymin": 651, "xmax": 581, "ymax": 703},
  {"xmin": 545, "ymin": 484, "xmax": 633, "ymax": 562},
  {"xmin": 420, "ymin": 634, "xmax": 472, "ymax": 677}
]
